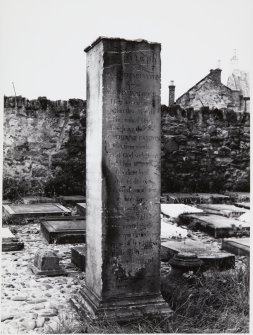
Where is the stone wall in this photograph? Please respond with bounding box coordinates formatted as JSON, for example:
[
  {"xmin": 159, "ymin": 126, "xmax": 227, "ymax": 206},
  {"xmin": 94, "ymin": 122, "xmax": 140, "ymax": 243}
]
[
  {"xmin": 2, "ymin": 96, "xmax": 250, "ymax": 199},
  {"xmin": 3, "ymin": 96, "xmax": 86, "ymax": 199},
  {"xmin": 161, "ymin": 105, "xmax": 250, "ymax": 193}
]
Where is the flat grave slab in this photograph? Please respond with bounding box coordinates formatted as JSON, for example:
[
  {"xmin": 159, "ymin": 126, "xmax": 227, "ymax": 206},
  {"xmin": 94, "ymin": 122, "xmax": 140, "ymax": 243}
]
[
  {"xmin": 163, "ymin": 193, "xmax": 230, "ymax": 204},
  {"xmin": 161, "ymin": 239, "xmax": 235, "ymax": 270},
  {"xmin": 58, "ymin": 195, "xmax": 86, "ymax": 205},
  {"xmin": 179, "ymin": 214, "xmax": 250, "ymax": 238},
  {"xmin": 197, "ymin": 204, "xmax": 248, "ymax": 218},
  {"xmin": 2, "ymin": 200, "xmax": 11, "ymax": 205},
  {"xmin": 2, "ymin": 203, "xmax": 71, "ymax": 222},
  {"xmin": 224, "ymin": 192, "xmax": 250, "ymax": 202},
  {"xmin": 76, "ymin": 203, "xmax": 86, "ymax": 216},
  {"xmin": 161, "ymin": 204, "xmax": 203, "ymax": 218},
  {"xmin": 238, "ymin": 212, "xmax": 251, "ymax": 224},
  {"xmin": 41, "ymin": 218, "xmax": 86, "ymax": 244},
  {"xmin": 2, "ymin": 227, "xmax": 24, "ymax": 252},
  {"xmin": 161, "ymin": 219, "xmax": 188, "ymax": 239},
  {"xmin": 22, "ymin": 196, "xmax": 56, "ymax": 204},
  {"xmin": 221, "ymin": 238, "xmax": 250, "ymax": 256},
  {"xmin": 71, "ymin": 247, "xmax": 86, "ymax": 271},
  {"xmin": 235, "ymin": 202, "xmax": 250, "ymax": 210}
]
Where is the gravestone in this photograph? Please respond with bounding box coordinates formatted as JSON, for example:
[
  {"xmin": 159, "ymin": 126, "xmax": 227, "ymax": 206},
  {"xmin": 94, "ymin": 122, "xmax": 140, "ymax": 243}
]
[
  {"xmin": 41, "ymin": 218, "xmax": 86, "ymax": 244},
  {"xmin": 2, "ymin": 203, "xmax": 71, "ymax": 223},
  {"xmin": 58, "ymin": 195, "xmax": 86, "ymax": 206},
  {"xmin": 197, "ymin": 204, "xmax": 248, "ymax": 218},
  {"xmin": 179, "ymin": 214, "xmax": 250, "ymax": 238},
  {"xmin": 29, "ymin": 250, "xmax": 65, "ymax": 276},
  {"xmin": 22, "ymin": 196, "xmax": 56, "ymax": 204},
  {"xmin": 222, "ymin": 238, "xmax": 250, "ymax": 256},
  {"xmin": 2, "ymin": 228, "xmax": 24, "ymax": 252},
  {"xmin": 71, "ymin": 37, "xmax": 171, "ymax": 321},
  {"xmin": 161, "ymin": 239, "xmax": 235, "ymax": 270}
]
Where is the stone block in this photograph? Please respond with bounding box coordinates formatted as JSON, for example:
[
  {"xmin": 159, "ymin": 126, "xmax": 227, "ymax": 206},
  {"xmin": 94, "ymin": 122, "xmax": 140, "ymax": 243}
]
[
  {"xmin": 161, "ymin": 239, "xmax": 235, "ymax": 270},
  {"xmin": 164, "ymin": 193, "xmax": 230, "ymax": 204},
  {"xmin": 76, "ymin": 203, "xmax": 86, "ymax": 216},
  {"xmin": 2, "ymin": 228, "xmax": 24, "ymax": 252},
  {"xmin": 29, "ymin": 250, "xmax": 65, "ymax": 276},
  {"xmin": 179, "ymin": 213, "xmax": 250, "ymax": 238},
  {"xmin": 71, "ymin": 247, "xmax": 86, "ymax": 271},
  {"xmin": 197, "ymin": 204, "xmax": 248, "ymax": 218},
  {"xmin": 2, "ymin": 203, "xmax": 71, "ymax": 222},
  {"xmin": 41, "ymin": 218, "xmax": 85, "ymax": 244},
  {"xmin": 221, "ymin": 238, "xmax": 250, "ymax": 256}
]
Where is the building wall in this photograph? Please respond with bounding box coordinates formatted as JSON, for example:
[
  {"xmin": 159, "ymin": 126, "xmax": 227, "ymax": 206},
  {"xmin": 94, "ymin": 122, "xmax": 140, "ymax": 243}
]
[
  {"xmin": 176, "ymin": 77, "xmax": 239, "ymax": 110},
  {"xmin": 2, "ymin": 97, "xmax": 250, "ymax": 199}
]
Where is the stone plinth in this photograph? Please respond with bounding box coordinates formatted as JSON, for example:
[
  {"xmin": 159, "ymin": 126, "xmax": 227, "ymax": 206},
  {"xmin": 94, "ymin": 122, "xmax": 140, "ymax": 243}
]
[
  {"xmin": 29, "ymin": 250, "xmax": 65, "ymax": 276},
  {"xmin": 71, "ymin": 37, "xmax": 171, "ymax": 321},
  {"xmin": 41, "ymin": 218, "xmax": 86, "ymax": 244}
]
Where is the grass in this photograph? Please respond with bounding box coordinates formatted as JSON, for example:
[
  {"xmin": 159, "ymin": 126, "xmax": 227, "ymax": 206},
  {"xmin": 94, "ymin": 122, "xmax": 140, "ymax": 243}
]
[{"xmin": 45, "ymin": 258, "xmax": 249, "ymax": 334}]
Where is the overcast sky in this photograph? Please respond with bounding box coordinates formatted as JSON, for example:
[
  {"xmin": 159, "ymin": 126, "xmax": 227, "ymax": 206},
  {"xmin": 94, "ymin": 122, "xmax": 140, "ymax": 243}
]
[{"xmin": 0, "ymin": 0, "xmax": 252, "ymax": 104}]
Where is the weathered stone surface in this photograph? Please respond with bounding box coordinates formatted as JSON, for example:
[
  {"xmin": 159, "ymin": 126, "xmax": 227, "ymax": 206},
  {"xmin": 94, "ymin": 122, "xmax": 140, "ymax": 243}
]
[
  {"xmin": 222, "ymin": 238, "xmax": 250, "ymax": 256},
  {"xmin": 179, "ymin": 213, "xmax": 250, "ymax": 238},
  {"xmin": 71, "ymin": 37, "xmax": 171, "ymax": 321},
  {"xmin": 76, "ymin": 202, "xmax": 86, "ymax": 216},
  {"xmin": 41, "ymin": 219, "xmax": 85, "ymax": 244},
  {"xmin": 29, "ymin": 250, "xmax": 65, "ymax": 276},
  {"xmin": 197, "ymin": 204, "xmax": 248, "ymax": 218},
  {"xmin": 58, "ymin": 195, "xmax": 86, "ymax": 205},
  {"xmin": 161, "ymin": 239, "xmax": 235, "ymax": 270},
  {"xmin": 71, "ymin": 247, "xmax": 86, "ymax": 271},
  {"xmin": 2, "ymin": 203, "xmax": 71, "ymax": 222}
]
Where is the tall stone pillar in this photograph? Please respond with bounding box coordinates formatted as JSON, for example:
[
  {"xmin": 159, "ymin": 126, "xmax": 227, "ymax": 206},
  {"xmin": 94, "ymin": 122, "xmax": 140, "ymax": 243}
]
[{"xmin": 73, "ymin": 37, "xmax": 171, "ymax": 321}]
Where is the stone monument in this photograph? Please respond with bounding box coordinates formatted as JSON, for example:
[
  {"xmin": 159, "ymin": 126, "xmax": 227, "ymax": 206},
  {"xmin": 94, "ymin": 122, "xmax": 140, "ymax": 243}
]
[{"xmin": 71, "ymin": 37, "xmax": 171, "ymax": 321}]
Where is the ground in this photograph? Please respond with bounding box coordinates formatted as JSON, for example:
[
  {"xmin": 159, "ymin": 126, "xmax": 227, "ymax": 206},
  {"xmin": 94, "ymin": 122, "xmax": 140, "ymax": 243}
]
[{"xmin": 1, "ymin": 205, "xmax": 250, "ymax": 334}]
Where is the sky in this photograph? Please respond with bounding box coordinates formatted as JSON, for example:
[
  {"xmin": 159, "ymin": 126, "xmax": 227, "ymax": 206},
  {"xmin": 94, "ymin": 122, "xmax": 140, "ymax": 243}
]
[{"xmin": 0, "ymin": 0, "xmax": 252, "ymax": 105}]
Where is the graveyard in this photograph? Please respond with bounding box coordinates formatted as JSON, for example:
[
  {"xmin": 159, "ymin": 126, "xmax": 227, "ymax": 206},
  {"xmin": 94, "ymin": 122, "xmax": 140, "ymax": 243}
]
[{"xmin": 1, "ymin": 37, "xmax": 250, "ymax": 334}]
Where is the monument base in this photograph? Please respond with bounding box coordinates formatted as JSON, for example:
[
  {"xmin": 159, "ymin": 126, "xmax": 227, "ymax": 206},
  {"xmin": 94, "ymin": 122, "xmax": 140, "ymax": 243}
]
[{"xmin": 70, "ymin": 284, "xmax": 172, "ymax": 322}]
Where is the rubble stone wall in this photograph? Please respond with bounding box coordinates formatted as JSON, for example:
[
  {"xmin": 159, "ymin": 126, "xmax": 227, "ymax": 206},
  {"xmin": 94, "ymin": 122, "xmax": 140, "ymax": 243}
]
[
  {"xmin": 3, "ymin": 97, "xmax": 250, "ymax": 199},
  {"xmin": 3, "ymin": 96, "xmax": 86, "ymax": 199},
  {"xmin": 161, "ymin": 105, "xmax": 250, "ymax": 193}
]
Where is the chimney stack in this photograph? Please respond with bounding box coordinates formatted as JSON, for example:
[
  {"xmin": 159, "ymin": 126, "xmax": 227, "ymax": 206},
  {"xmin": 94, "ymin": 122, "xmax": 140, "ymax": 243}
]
[{"xmin": 169, "ymin": 80, "xmax": 175, "ymax": 106}]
